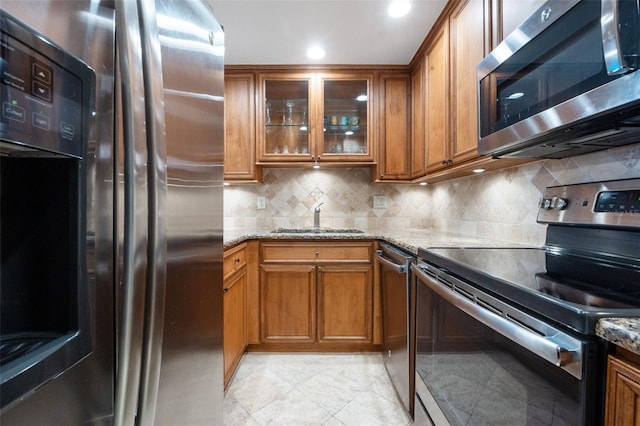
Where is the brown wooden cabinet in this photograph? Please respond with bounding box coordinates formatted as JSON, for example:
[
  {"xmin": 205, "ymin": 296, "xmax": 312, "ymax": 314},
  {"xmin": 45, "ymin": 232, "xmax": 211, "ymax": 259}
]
[
  {"xmin": 224, "ymin": 72, "xmax": 262, "ymax": 183},
  {"xmin": 411, "ymin": 0, "xmax": 530, "ymax": 183},
  {"xmin": 256, "ymin": 72, "xmax": 374, "ymax": 167},
  {"xmin": 317, "ymin": 265, "xmax": 373, "ymax": 343},
  {"xmin": 223, "ymin": 243, "xmax": 248, "ymax": 388},
  {"xmin": 425, "ymin": 0, "xmax": 487, "ymax": 174},
  {"xmin": 375, "ymin": 72, "xmax": 412, "ymax": 182},
  {"xmin": 257, "ymin": 240, "xmax": 376, "ymax": 350},
  {"xmin": 410, "ymin": 60, "xmax": 427, "ymax": 180},
  {"xmin": 606, "ymin": 349, "xmax": 640, "ymax": 426},
  {"xmin": 449, "ymin": 0, "xmax": 487, "ymax": 164},
  {"xmin": 424, "ymin": 22, "xmax": 449, "ymax": 174},
  {"xmin": 260, "ymin": 264, "xmax": 316, "ymax": 343}
]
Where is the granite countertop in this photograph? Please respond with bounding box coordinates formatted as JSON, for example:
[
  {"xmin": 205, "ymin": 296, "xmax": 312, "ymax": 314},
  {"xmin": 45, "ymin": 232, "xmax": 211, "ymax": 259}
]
[
  {"xmin": 223, "ymin": 227, "xmax": 536, "ymax": 254},
  {"xmin": 225, "ymin": 227, "xmax": 640, "ymax": 354},
  {"xmin": 596, "ymin": 318, "xmax": 640, "ymax": 355}
]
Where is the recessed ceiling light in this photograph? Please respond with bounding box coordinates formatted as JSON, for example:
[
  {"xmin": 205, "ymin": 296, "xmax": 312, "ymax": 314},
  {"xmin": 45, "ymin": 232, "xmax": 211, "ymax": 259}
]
[
  {"xmin": 388, "ymin": 0, "xmax": 411, "ymax": 18},
  {"xmin": 419, "ymin": 182, "xmax": 427, "ymax": 186},
  {"xmin": 306, "ymin": 46, "xmax": 325, "ymax": 60},
  {"xmin": 472, "ymin": 168, "xmax": 486, "ymax": 173}
]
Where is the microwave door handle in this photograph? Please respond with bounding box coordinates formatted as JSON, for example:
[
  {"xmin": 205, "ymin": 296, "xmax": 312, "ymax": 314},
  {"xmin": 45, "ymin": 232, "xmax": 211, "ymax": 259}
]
[{"xmin": 601, "ymin": 0, "xmax": 631, "ymax": 75}]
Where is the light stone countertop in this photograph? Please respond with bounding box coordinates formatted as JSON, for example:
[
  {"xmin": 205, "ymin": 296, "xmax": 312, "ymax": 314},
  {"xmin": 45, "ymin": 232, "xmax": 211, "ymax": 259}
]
[{"xmin": 225, "ymin": 227, "xmax": 640, "ymax": 354}]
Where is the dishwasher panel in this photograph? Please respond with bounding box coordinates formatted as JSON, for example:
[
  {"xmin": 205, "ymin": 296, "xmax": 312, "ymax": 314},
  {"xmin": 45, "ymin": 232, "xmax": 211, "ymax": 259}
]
[{"xmin": 376, "ymin": 243, "xmax": 414, "ymax": 417}]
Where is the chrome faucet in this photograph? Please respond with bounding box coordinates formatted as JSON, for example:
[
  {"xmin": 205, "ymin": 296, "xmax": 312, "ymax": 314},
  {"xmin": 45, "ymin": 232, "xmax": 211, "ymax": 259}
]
[{"xmin": 313, "ymin": 202, "xmax": 324, "ymax": 229}]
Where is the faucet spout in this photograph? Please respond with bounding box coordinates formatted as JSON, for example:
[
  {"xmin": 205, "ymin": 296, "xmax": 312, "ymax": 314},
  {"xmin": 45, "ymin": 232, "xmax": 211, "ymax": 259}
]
[{"xmin": 313, "ymin": 202, "xmax": 324, "ymax": 229}]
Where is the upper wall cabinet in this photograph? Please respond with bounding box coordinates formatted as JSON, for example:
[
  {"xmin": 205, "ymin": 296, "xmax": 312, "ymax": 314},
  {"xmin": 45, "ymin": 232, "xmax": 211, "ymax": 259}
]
[
  {"xmin": 449, "ymin": 0, "xmax": 487, "ymax": 164},
  {"xmin": 425, "ymin": 0, "xmax": 487, "ymax": 174},
  {"xmin": 258, "ymin": 73, "xmax": 312, "ymax": 162},
  {"xmin": 424, "ymin": 22, "xmax": 450, "ymax": 174},
  {"xmin": 224, "ymin": 73, "xmax": 262, "ymax": 183},
  {"xmin": 376, "ymin": 72, "xmax": 412, "ymax": 182},
  {"xmin": 256, "ymin": 72, "xmax": 374, "ymax": 166},
  {"xmin": 410, "ymin": 60, "xmax": 427, "ymax": 180}
]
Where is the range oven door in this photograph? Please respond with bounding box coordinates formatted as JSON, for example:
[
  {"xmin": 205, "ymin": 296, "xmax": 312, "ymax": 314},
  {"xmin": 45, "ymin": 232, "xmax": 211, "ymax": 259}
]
[{"xmin": 411, "ymin": 262, "xmax": 600, "ymax": 426}]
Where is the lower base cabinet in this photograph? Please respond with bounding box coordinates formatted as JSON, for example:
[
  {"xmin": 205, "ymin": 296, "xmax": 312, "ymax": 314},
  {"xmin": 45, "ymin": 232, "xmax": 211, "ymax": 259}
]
[
  {"xmin": 223, "ymin": 243, "xmax": 248, "ymax": 388},
  {"xmin": 317, "ymin": 265, "xmax": 372, "ymax": 343},
  {"xmin": 606, "ymin": 348, "xmax": 640, "ymax": 425},
  {"xmin": 257, "ymin": 241, "xmax": 376, "ymax": 351},
  {"xmin": 260, "ymin": 264, "xmax": 316, "ymax": 343}
]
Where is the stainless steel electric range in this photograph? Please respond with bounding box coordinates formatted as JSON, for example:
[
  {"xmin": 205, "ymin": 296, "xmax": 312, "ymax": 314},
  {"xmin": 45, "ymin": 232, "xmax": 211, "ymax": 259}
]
[{"xmin": 412, "ymin": 178, "xmax": 640, "ymax": 426}]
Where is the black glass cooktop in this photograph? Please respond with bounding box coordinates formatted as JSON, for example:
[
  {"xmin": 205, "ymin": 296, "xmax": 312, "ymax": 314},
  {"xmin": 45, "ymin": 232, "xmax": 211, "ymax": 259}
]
[{"xmin": 417, "ymin": 246, "xmax": 640, "ymax": 334}]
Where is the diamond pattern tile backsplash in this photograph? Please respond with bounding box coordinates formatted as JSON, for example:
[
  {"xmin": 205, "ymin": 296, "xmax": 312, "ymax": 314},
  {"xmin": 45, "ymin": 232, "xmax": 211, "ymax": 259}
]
[{"xmin": 224, "ymin": 144, "xmax": 640, "ymax": 246}]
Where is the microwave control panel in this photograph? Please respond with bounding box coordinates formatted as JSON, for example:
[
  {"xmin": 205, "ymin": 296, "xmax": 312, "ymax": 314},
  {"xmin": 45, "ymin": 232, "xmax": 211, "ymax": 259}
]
[{"xmin": 0, "ymin": 11, "xmax": 94, "ymax": 158}]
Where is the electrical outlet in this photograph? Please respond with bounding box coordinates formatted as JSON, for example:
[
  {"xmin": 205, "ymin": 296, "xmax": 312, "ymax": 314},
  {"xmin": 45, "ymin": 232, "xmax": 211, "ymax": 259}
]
[
  {"xmin": 257, "ymin": 196, "xmax": 267, "ymax": 210},
  {"xmin": 373, "ymin": 195, "xmax": 387, "ymax": 209}
]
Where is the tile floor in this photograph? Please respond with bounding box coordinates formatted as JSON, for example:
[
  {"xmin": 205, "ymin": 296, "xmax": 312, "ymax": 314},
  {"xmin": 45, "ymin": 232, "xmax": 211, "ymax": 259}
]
[{"xmin": 223, "ymin": 353, "xmax": 412, "ymax": 426}]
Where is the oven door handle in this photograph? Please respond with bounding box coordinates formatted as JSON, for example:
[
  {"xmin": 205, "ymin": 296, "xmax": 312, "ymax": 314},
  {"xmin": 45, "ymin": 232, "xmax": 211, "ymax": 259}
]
[
  {"xmin": 412, "ymin": 265, "xmax": 576, "ymax": 370},
  {"xmin": 376, "ymin": 250, "xmax": 407, "ymax": 273}
]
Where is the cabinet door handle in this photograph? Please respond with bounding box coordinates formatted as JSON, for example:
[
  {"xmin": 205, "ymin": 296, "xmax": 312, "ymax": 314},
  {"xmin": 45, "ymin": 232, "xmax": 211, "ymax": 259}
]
[{"xmin": 223, "ymin": 287, "xmax": 229, "ymax": 293}]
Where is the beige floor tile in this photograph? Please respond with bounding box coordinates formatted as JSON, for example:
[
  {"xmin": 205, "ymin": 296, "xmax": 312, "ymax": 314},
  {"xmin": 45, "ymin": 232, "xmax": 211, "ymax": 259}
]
[{"xmin": 224, "ymin": 353, "xmax": 410, "ymax": 426}]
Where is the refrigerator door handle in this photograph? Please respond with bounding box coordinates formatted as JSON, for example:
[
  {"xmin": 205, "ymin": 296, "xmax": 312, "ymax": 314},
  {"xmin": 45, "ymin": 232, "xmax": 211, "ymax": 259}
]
[
  {"xmin": 114, "ymin": 1, "xmax": 150, "ymax": 425},
  {"xmin": 136, "ymin": 0, "xmax": 168, "ymax": 425}
]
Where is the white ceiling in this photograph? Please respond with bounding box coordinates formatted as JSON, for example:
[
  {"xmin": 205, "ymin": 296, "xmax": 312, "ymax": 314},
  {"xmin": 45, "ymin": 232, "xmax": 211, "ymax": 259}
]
[{"xmin": 210, "ymin": 0, "xmax": 448, "ymax": 65}]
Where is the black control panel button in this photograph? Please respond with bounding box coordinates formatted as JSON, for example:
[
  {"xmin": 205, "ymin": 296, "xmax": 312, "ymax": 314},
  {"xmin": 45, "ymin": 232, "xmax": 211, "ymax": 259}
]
[
  {"xmin": 32, "ymin": 61, "xmax": 52, "ymax": 83},
  {"xmin": 3, "ymin": 101, "xmax": 26, "ymax": 122},
  {"xmin": 32, "ymin": 80, "xmax": 51, "ymax": 101},
  {"xmin": 32, "ymin": 112, "xmax": 50, "ymax": 130}
]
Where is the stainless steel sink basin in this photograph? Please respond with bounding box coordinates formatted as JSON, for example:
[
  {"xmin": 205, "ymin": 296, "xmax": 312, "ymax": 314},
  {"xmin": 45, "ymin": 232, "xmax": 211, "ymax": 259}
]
[{"xmin": 271, "ymin": 228, "xmax": 364, "ymax": 234}]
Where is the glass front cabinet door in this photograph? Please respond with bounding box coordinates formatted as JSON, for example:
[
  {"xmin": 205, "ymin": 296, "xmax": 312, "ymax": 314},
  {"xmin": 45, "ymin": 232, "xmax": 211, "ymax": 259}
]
[
  {"xmin": 257, "ymin": 73, "xmax": 372, "ymax": 165},
  {"xmin": 257, "ymin": 74, "xmax": 312, "ymax": 162},
  {"xmin": 320, "ymin": 76, "xmax": 371, "ymax": 162}
]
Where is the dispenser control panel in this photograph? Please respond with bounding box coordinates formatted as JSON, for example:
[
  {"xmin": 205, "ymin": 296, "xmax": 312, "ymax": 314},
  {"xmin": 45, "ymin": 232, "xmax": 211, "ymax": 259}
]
[{"xmin": 1, "ymin": 13, "xmax": 94, "ymax": 158}]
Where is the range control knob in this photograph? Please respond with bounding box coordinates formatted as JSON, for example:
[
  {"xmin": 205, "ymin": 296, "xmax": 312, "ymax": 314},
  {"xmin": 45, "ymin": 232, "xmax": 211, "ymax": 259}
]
[
  {"xmin": 555, "ymin": 197, "xmax": 569, "ymax": 210},
  {"xmin": 541, "ymin": 198, "xmax": 554, "ymax": 210}
]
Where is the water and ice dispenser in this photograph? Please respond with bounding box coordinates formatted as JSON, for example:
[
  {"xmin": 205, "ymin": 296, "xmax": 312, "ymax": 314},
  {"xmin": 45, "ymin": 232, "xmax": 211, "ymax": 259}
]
[{"xmin": 0, "ymin": 11, "xmax": 94, "ymax": 408}]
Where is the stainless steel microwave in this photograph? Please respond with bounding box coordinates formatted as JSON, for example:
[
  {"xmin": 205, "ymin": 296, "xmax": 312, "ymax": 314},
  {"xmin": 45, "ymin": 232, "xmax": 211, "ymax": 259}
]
[{"xmin": 477, "ymin": 0, "xmax": 640, "ymax": 158}]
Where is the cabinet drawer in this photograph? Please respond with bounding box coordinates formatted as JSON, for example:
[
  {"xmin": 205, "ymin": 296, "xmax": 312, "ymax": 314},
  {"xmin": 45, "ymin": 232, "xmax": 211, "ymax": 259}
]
[
  {"xmin": 224, "ymin": 242, "xmax": 247, "ymax": 280},
  {"xmin": 261, "ymin": 241, "xmax": 373, "ymax": 263}
]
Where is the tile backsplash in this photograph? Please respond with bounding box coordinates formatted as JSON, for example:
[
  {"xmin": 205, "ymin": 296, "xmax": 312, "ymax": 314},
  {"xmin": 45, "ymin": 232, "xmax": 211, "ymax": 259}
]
[{"xmin": 224, "ymin": 144, "xmax": 640, "ymax": 246}]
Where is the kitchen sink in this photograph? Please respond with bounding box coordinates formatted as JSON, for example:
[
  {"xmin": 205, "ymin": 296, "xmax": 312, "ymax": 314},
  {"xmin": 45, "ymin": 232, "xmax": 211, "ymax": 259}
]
[{"xmin": 271, "ymin": 228, "xmax": 364, "ymax": 234}]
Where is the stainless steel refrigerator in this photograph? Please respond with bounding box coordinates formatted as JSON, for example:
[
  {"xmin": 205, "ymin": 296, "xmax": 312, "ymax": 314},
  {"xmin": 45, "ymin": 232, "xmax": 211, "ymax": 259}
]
[{"xmin": 0, "ymin": 1, "xmax": 224, "ymax": 424}]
